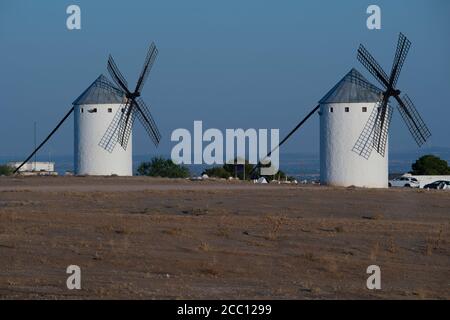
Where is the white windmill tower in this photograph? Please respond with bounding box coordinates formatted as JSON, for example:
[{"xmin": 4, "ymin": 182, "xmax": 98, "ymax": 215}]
[
  {"xmin": 13, "ymin": 43, "xmax": 162, "ymax": 176},
  {"xmin": 73, "ymin": 75, "xmax": 132, "ymax": 176},
  {"xmin": 318, "ymin": 68, "xmax": 387, "ymax": 187}
]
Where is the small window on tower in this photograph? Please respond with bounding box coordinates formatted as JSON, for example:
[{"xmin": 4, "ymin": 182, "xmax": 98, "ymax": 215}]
[
  {"xmin": 329, "ymin": 107, "xmax": 333, "ymax": 113},
  {"xmin": 362, "ymin": 107, "xmax": 367, "ymax": 112},
  {"xmin": 88, "ymin": 108, "xmax": 97, "ymax": 113},
  {"xmin": 108, "ymin": 108, "xmax": 112, "ymax": 113},
  {"xmin": 345, "ymin": 107, "xmax": 349, "ymax": 112},
  {"xmin": 81, "ymin": 108, "xmax": 84, "ymax": 113}
]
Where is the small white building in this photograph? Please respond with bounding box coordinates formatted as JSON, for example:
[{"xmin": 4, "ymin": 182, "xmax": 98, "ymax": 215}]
[
  {"xmin": 73, "ymin": 75, "xmax": 132, "ymax": 176},
  {"xmin": 319, "ymin": 69, "xmax": 388, "ymax": 188},
  {"xmin": 8, "ymin": 161, "xmax": 56, "ymax": 175}
]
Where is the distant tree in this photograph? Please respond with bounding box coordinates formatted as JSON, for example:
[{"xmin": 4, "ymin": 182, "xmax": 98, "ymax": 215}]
[
  {"xmin": 262, "ymin": 170, "xmax": 296, "ymax": 182},
  {"xmin": 223, "ymin": 159, "xmax": 254, "ymax": 180},
  {"xmin": 137, "ymin": 157, "xmax": 190, "ymax": 178},
  {"xmin": 0, "ymin": 164, "xmax": 13, "ymax": 176},
  {"xmin": 203, "ymin": 159, "xmax": 254, "ymax": 180},
  {"xmin": 203, "ymin": 166, "xmax": 231, "ymax": 179},
  {"xmin": 411, "ymin": 154, "xmax": 450, "ymax": 175},
  {"xmin": 203, "ymin": 159, "xmax": 295, "ymax": 181}
]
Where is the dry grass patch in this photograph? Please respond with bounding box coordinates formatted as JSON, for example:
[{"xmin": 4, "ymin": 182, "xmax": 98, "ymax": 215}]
[
  {"xmin": 424, "ymin": 225, "xmax": 446, "ymax": 256},
  {"xmin": 162, "ymin": 228, "xmax": 183, "ymax": 236},
  {"xmin": 362, "ymin": 213, "xmax": 384, "ymax": 220},
  {"xmin": 386, "ymin": 236, "xmax": 398, "ymax": 254},
  {"xmin": 181, "ymin": 207, "xmax": 209, "ymax": 216},
  {"xmin": 301, "ymin": 252, "xmax": 318, "ymax": 262},
  {"xmin": 199, "ymin": 267, "xmax": 220, "ymax": 277},
  {"xmin": 264, "ymin": 215, "xmax": 285, "ymax": 241},
  {"xmin": 369, "ymin": 242, "xmax": 380, "ymax": 261},
  {"xmin": 198, "ymin": 241, "xmax": 211, "ymax": 252}
]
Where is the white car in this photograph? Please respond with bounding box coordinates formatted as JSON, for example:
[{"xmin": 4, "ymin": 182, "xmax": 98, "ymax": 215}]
[{"xmin": 388, "ymin": 177, "xmax": 420, "ymax": 188}]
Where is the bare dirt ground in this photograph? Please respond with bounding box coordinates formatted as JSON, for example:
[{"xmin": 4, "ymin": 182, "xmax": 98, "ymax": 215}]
[{"xmin": 0, "ymin": 176, "xmax": 448, "ymax": 299}]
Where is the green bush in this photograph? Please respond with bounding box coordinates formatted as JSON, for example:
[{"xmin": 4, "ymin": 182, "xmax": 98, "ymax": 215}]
[
  {"xmin": 203, "ymin": 166, "xmax": 231, "ymax": 179},
  {"xmin": 223, "ymin": 161, "xmax": 254, "ymax": 180},
  {"xmin": 411, "ymin": 154, "xmax": 450, "ymax": 175},
  {"xmin": 203, "ymin": 159, "xmax": 295, "ymax": 181},
  {"xmin": 0, "ymin": 164, "xmax": 13, "ymax": 176},
  {"xmin": 137, "ymin": 157, "xmax": 190, "ymax": 178},
  {"xmin": 203, "ymin": 159, "xmax": 253, "ymax": 180}
]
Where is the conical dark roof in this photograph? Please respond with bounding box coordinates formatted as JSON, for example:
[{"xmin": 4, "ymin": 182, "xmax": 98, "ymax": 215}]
[
  {"xmin": 73, "ymin": 74, "xmax": 125, "ymax": 105},
  {"xmin": 319, "ymin": 68, "xmax": 383, "ymax": 104}
]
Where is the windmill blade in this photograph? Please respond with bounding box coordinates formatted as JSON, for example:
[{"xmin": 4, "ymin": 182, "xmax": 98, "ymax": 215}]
[
  {"xmin": 134, "ymin": 97, "xmax": 161, "ymax": 146},
  {"xmin": 249, "ymin": 105, "xmax": 320, "ymax": 175},
  {"xmin": 390, "ymin": 33, "xmax": 411, "ymax": 88},
  {"xmin": 107, "ymin": 55, "xmax": 130, "ymax": 94},
  {"xmin": 117, "ymin": 101, "xmax": 136, "ymax": 150},
  {"xmin": 371, "ymin": 93, "xmax": 390, "ymax": 154},
  {"xmin": 14, "ymin": 107, "xmax": 74, "ymax": 173},
  {"xmin": 395, "ymin": 94, "xmax": 431, "ymax": 146},
  {"xmin": 372, "ymin": 103, "xmax": 393, "ymax": 157},
  {"xmin": 357, "ymin": 44, "xmax": 390, "ymax": 89},
  {"xmin": 134, "ymin": 42, "xmax": 158, "ymax": 94},
  {"xmin": 352, "ymin": 104, "xmax": 380, "ymax": 159},
  {"xmin": 98, "ymin": 105, "xmax": 127, "ymax": 153}
]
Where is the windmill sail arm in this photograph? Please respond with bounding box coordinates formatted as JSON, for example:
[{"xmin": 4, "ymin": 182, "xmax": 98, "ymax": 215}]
[
  {"xmin": 107, "ymin": 55, "xmax": 130, "ymax": 94},
  {"xmin": 117, "ymin": 102, "xmax": 136, "ymax": 150},
  {"xmin": 352, "ymin": 103, "xmax": 380, "ymax": 159},
  {"xmin": 13, "ymin": 107, "xmax": 75, "ymax": 174},
  {"xmin": 371, "ymin": 94, "xmax": 391, "ymax": 155},
  {"xmin": 372, "ymin": 103, "xmax": 393, "ymax": 157},
  {"xmin": 134, "ymin": 98, "xmax": 161, "ymax": 146},
  {"xmin": 390, "ymin": 33, "xmax": 411, "ymax": 88},
  {"xmin": 98, "ymin": 106, "xmax": 124, "ymax": 153},
  {"xmin": 357, "ymin": 44, "xmax": 390, "ymax": 89},
  {"xmin": 395, "ymin": 94, "xmax": 431, "ymax": 146},
  {"xmin": 134, "ymin": 43, "xmax": 158, "ymax": 94}
]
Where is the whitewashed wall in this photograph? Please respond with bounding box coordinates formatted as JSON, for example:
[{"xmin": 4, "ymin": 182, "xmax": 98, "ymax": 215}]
[
  {"xmin": 320, "ymin": 102, "xmax": 388, "ymax": 188},
  {"xmin": 74, "ymin": 103, "xmax": 132, "ymax": 176},
  {"xmin": 8, "ymin": 162, "xmax": 55, "ymax": 172}
]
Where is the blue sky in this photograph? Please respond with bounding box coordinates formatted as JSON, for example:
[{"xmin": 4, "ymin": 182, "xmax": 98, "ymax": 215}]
[{"xmin": 0, "ymin": 0, "xmax": 449, "ymax": 160}]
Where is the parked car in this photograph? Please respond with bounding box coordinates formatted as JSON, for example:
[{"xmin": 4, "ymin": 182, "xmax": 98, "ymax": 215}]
[
  {"xmin": 424, "ymin": 180, "xmax": 450, "ymax": 190},
  {"xmin": 388, "ymin": 177, "xmax": 420, "ymax": 188}
]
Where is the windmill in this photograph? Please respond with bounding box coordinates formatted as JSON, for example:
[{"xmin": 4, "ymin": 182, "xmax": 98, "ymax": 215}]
[
  {"xmin": 251, "ymin": 33, "xmax": 431, "ymax": 188},
  {"xmin": 99, "ymin": 42, "xmax": 161, "ymax": 153},
  {"xmin": 13, "ymin": 43, "xmax": 161, "ymax": 176},
  {"xmin": 352, "ymin": 32, "xmax": 431, "ymax": 159}
]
